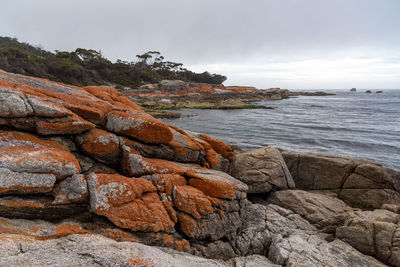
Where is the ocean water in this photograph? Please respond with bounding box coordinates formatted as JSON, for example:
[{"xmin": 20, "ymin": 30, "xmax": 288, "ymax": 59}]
[{"xmin": 162, "ymin": 89, "xmax": 400, "ymax": 170}]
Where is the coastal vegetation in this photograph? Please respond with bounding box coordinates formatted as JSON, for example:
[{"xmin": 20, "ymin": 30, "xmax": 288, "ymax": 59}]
[
  {"xmin": 145, "ymin": 104, "xmax": 271, "ymax": 110},
  {"xmin": 0, "ymin": 36, "xmax": 227, "ymax": 88}
]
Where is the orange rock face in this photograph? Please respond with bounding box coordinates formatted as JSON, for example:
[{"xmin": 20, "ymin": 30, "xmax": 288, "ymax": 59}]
[
  {"xmin": 0, "ymin": 145, "xmax": 81, "ymax": 180},
  {"xmin": 75, "ymin": 128, "xmax": 121, "ymax": 164},
  {"xmin": 173, "ymin": 185, "xmax": 214, "ymax": 219},
  {"xmin": 142, "ymin": 174, "xmax": 187, "ymax": 194},
  {"xmin": 87, "ymin": 173, "xmax": 174, "ymax": 232},
  {"xmin": 188, "ymin": 178, "xmax": 236, "ymax": 200},
  {"xmin": 0, "ymin": 69, "xmax": 245, "ymax": 255},
  {"xmin": 121, "ymin": 146, "xmax": 187, "ymax": 177},
  {"xmin": 0, "ymin": 130, "xmax": 67, "ymax": 150},
  {"xmin": 177, "ymin": 212, "xmax": 198, "ymax": 237},
  {"xmin": 200, "ymin": 134, "xmax": 234, "ymax": 159},
  {"xmin": 36, "ymin": 114, "xmax": 95, "ymax": 135},
  {"xmin": 106, "ymin": 110, "xmax": 173, "ymax": 144}
]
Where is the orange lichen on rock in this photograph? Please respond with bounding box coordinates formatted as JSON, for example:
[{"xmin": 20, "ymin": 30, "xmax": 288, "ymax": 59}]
[
  {"xmin": 142, "ymin": 174, "xmax": 187, "ymax": 194},
  {"xmin": 75, "ymin": 128, "xmax": 121, "ymax": 164},
  {"xmin": 87, "ymin": 173, "xmax": 174, "ymax": 232},
  {"xmin": 101, "ymin": 228, "xmax": 138, "ymax": 242},
  {"xmin": 1, "ymin": 199, "xmax": 44, "ymax": 209},
  {"xmin": 200, "ymin": 134, "xmax": 234, "ymax": 159},
  {"xmin": 151, "ymin": 233, "xmax": 190, "ymax": 252},
  {"xmin": 0, "ymin": 145, "xmax": 81, "ymax": 180},
  {"xmin": 204, "ymin": 148, "xmax": 222, "ymax": 168},
  {"xmin": 106, "ymin": 110, "xmax": 173, "ymax": 144},
  {"xmin": 188, "ymin": 177, "xmax": 236, "ymax": 200},
  {"xmin": 159, "ymin": 193, "xmax": 178, "ymax": 223},
  {"xmin": 35, "ymin": 224, "xmax": 91, "ymax": 240},
  {"xmin": 36, "ymin": 113, "xmax": 95, "ymax": 135},
  {"xmin": 0, "ymin": 71, "xmax": 114, "ymax": 125},
  {"xmin": 97, "ymin": 192, "xmax": 175, "ymax": 232},
  {"xmin": 122, "ymin": 146, "xmax": 187, "ymax": 177},
  {"xmin": 173, "ymin": 185, "xmax": 214, "ymax": 219},
  {"xmin": 177, "ymin": 212, "xmax": 197, "ymax": 237},
  {"xmin": 0, "ymin": 130, "xmax": 67, "ymax": 151},
  {"xmin": 87, "ymin": 173, "xmax": 156, "ymax": 211},
  {"xmin": 127, "ymin": 258, "xmax": 155, "ymax": 267},
  {"xmin": 167, "ymin": 128, "xmax": 204, "ymax": 158},
  {"xmin": 83, "ymin": 85, "xmax": 144, "ymax": 114}
]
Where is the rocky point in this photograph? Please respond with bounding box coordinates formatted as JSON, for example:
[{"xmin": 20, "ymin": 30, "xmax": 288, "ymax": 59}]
[{"xmin": 0, "ymin": 69, "xmax": 399, "ymax": 266}]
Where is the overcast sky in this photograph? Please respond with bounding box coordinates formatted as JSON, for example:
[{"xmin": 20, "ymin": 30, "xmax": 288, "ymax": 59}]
[{"xmin": 1, "ymin": 0, "xmax": 399, "ymax": 89}]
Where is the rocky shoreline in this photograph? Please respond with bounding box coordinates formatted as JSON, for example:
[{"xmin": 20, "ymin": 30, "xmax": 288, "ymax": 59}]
[
  {"xmin": 124, "ymin": 80, "xmax": 334, "ymax": 118},
  {"xmin": 0, "ymin": 69, "xmax": 398, "ymax": 266}
]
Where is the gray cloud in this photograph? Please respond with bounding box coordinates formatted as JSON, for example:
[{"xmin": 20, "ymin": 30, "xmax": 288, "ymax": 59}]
[{"xmin": 1, "ymin": 0, "xmax": 399, "ymax": 88}]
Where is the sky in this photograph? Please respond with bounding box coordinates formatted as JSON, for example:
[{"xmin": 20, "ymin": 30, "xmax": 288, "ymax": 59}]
[{"xmin": 1, "ymin": 0, "xmax": 399, "ymax": 89}]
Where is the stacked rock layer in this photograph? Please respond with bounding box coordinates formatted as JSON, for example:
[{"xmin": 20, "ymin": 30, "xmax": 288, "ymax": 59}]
[{"xmin": 0, "ymin": 69, "xmax": 399, "ymax": 266}]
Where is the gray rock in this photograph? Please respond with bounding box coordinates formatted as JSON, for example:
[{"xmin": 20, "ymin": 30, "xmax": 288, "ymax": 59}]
[
  {"xmin": 231, "ymin": 146, "xmax": 294, "ymax": 193},
  {"xmin": 230, "ymin": 255, "xmax": 280, "ymax": 267},
  {"xmin": 0, "ymin": 167, "xmax": 56, "ymax": 195},
  {"xmin": 282, "ymin": 151, "xmax": 400, "ymax": 209},
  {"xmin": 268, "ymin": 232, "xmax": 385, "ymax": 267},
  {"xmin": 0, "ymin": 233, "xmax": 278, "ymax": 267},
  {"xmin": 27, "ymin": 96, "xmax": 70, "ymax": 117},
  {"xmin": 0, "ymin": 87, "xmax": 31, "ymax": 117},
  {"xmin": 0, "ymin": 146, "xmax": 81, "ymax": 180},
  {"xmin": 268, "ymin": 190, "xmax": 353, "ymax": 232},
  {"xmin": 233, "ymin": 203, "xmax": 385, "ymax": 266},
  {"xmin": 52, "ymin": 174, "xmax": 88, "ymax": 204},
  {"xmin": 282, "ymin": 151, "xmax": 358, "ymax": 190},
  {"xmin": 336, "ymin": 208, "xmax": 400, "ymax": 265}
]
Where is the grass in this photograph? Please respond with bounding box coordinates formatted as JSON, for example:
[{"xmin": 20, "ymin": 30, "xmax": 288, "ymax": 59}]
[{"xmin": 144, "ymin": 103, "xmax": 272, "ymax": 110}]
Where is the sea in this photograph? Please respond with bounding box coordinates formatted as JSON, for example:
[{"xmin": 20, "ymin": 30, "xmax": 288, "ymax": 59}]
[{"xmin": 162, "ymin": 89, "xmax": 400, "ymax": 170}]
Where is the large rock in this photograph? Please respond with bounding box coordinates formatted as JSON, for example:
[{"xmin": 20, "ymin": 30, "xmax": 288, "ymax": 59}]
[
  {"xmin": 75, "ymin": 128, "xmax": 121, "ymax": 165},
  {"xmin": 336, "ymin": 208, "xmax": 400, "ymax": 266},
  {"xmin": 232, "ymin": 203, "xmax": 385, "ymax": 266},
  {"xmin": 268, "ymin": 190, "xmax": 400, "ymax": 266},
  {"xmin": 106, "ymin": 110, "xmax": 173, "ymax": 144},
  {"xmin": 268, "ymin": 190, "xmax": 353, "ymax": 233},
  {"xmin": 0, "ymin": 234, "xmax": 278, "ymax": 267},
  {"xmin": 0, "ymin": 168, "xmax": 56, "ymax": 195},
  {"xmin": 231, "ymin": 146, "xmax": 295, "ymax": 193},
  {"xmin": 283, "ymin": 151, "xmax": 400, "ymax": 209},
  {"xmin": 87, "ymin": 172, "xmax": 174, "ymax": 233}
]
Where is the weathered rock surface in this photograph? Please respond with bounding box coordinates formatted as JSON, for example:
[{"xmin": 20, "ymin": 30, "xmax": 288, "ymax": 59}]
[
  {"xmin": 267, "ymin": 190, "xmax": 400, "ymax": 266},
  {"xmin": 232, "ymin": 203, "xmax": 385, "ymax": 267},
  {"xmin": 231, "ymin": 146, "xmax": 295, "ymax": 193},
  {"xmin": 336, "ymin": 208, "xmax": 400, "ymax": 266},
  {"xmin": 268, "ymin": 190, "xmax": 353, "ymax": 233},
  {"xmin": 0, "ymin": 233, "xmax": 279, "ymax": 267},
  {"xmin": 283, "ymin": 151, "xmax": 400, "ymax": 209}
]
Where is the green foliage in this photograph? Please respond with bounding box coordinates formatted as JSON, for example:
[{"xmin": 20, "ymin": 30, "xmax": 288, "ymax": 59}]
[{"xmin": 0, "ymin": 36, "xmax": 227, "ymax": 88}]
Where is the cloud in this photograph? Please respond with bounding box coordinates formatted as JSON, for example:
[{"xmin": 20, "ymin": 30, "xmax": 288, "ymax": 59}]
[
  {"xmin": 0, "ymin": 0, "xmax": 399, "ymax": 88},
  {"xmin": 189, "ymin": 51, "xmax": 400, "ymax": 88}
]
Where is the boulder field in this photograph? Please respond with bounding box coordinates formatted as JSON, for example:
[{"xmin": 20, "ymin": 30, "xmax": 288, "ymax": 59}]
[{"xmin": 0, "ymin": 69, "xmax": 399, "ymax": 266}]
